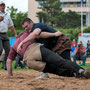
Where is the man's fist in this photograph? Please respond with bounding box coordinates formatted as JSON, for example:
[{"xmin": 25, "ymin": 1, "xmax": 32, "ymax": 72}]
[
  {"xmin": 0, "ymin": 16, "xmax": 4, "ymax": 21},
  {"xmin": 55, "ymin": 31, "xmax": 62, "ymax": 37}
]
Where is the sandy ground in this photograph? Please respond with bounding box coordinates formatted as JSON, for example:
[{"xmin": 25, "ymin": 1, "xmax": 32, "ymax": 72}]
[
  {"xmin": 0, "ymin": 70, "xmax": 90, "ymax": 90},
  {"xmin": 0, "ymin": 58, "xmax": 90, "ymax": 90}
]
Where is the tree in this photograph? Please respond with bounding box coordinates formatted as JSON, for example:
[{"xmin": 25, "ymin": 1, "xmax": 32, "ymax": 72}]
[
  {"xmin": 36, "ymin": 0, "xmax": 81, "ymax": 28},
  {"xmin": 61, "ymin": 10, "xmax": 81, "ymax": 28},
  {"xmin": 37, "ymin": 12, "xmax": 47, "ymax": 23},
  {"xmin": 14, "ymin": 11, "xmax": 28, "ymax": 29},
  {"xmin": 6, "ymin": 6, "xmax": 28, "ymax": 29},
  {"xmin": 36, "ymin": 0, "xmax": 63, "ymax": 27},
  {"xmin": 7, "ymin": 6, "xmax": 17, "ymax": 22}
]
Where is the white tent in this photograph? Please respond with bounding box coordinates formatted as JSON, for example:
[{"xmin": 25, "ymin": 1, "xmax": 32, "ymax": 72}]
[{"xmin": 78, "ymin": 33, "xmax": 90, "ymax": 48}]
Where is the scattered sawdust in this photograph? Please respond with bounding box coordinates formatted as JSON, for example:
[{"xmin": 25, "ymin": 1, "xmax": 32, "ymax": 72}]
[{"xmin": 0, "ymin": 70, "xmax": 90, "ymax": 90}]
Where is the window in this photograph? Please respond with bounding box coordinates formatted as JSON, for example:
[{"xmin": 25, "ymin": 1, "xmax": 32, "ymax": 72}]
[{"xmin": 38, "ymin": 1, "xmax": 44, "ymax": 8}]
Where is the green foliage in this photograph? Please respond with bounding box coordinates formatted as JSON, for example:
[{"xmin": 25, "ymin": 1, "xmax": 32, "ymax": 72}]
[
  {"xmin": 36, "ymin": 0, "xmax": 63, "ymax": 27},
  {"xmin": 14, "ymin": 12, "xmax": 28, "ymax": 29},
  {"xmin": 7, "ymin": 6, "xmax": 17, "ymax": 20},
  {"xmin": 7, "ymin": 29, "xmax": 26, "ymax": 37},
  {"xmin": 6, "ymin": 6, "xmax": 28, "ymax": 29},
  {"xmin": 36, "ymin": 0, "xmax": 83, "ymax": 28},
  {"xmin": 84, "ymin": 27, "xmax": 90, "ymax": 33},
  {"xmin": 60, "ymin": 10, "xmax": 81, "ymax": 28},
  {"xmin": 55, "ymin": 27, "xmax": 90, "ymax": 41},
  {"xmin": 55, "ymin": 28, "xmax": 80, "ymax": 41},
  {"xmin": 37, "ymin": 12, "xmax": 47, "ymax": 23},
  {"xmin": 7, "ymin": 27, "xmax": 89, "ymax": 41}
]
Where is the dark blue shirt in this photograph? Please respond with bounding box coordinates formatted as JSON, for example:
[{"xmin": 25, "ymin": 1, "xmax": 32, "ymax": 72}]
[
  {"xmin": 32, "ymin": 23, "xmax": 58, "ymax": 49},
  {"xmin": 32, "ymin": 23, "xmax": 57, "ymax": 33}
]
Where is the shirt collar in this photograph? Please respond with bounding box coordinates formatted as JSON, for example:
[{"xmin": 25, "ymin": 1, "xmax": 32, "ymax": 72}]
[
  {"xmin": 0, "ymin": 11, "xmax": 7, "ymax": 14},
  {"xmin": 32, "ymin": 24, "xmax": 35, "ymax": 31}
]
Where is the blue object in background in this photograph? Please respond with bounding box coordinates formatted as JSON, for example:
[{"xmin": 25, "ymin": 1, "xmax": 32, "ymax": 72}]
[
  {"xmin": 9, "ymin": 37, "xmax": 16, "ymax": 47},
  {"xmin": 9, "ymin": 38, "xmax": 44, "ymax": 48},
  {"xmin": 81, "ymin": 0, "xmax": 83, "ymax": 3}
]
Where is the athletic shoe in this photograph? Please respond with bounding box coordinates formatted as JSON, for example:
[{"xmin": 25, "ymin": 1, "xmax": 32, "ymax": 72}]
[{"xmin": 35, "ymin": 72, "xmax": 49, "ymax": 79}]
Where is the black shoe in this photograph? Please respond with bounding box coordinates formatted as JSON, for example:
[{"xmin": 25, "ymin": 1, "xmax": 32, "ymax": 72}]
[
  {"xmin": 5, "ymin": 67, "xmax": 7, "ymax": 70},
  {"xmin": 14, "ymin": 66, "xmax": 17, "ymax": 69},
  {"xmin": 1, "ymin": 66, "xmax": 4, "ymax": 69}
]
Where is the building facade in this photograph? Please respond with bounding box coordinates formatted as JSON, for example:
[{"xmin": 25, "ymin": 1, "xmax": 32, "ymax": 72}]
[{"xmin": 28, "ymin": 0, "xmax": 90, "ymax": 27}]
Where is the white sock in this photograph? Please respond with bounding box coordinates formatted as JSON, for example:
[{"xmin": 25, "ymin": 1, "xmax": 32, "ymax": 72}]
[{"xmin": 79, "ymin": 69, "xmax": 84, "ymax": 74}]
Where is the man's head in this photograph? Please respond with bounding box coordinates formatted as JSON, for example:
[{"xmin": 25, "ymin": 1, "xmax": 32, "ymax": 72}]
[
  {"xmin": 21, "ymin": 18, "xmax": 34, "ymax": 32},
  {"xmin": 73, "ymin": 39, "xmax": 75, "ymax": 42},
  {"xmin": 87, "ymin": 40, "xmax": 90, "ymax": 43},
  {"xmin": 0, "ymin": 1, "xmax": 5, "ymax": 13},
  {"xmin": 78, "ymin": 42, "xmax": 82, "ymax": 48}
]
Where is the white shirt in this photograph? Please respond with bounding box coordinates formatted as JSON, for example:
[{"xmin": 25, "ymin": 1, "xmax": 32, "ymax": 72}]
[{"xmin": 0, "ymin": 11, "xmax": 14, "ymax": 33}]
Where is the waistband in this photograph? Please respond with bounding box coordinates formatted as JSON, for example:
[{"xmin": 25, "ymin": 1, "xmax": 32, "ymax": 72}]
[{"xmin": 0, "ymin": 32, "xmax": 6, "ymax": 34}]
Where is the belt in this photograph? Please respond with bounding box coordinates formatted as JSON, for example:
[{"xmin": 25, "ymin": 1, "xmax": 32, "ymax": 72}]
[{"xmin": 0, "ymin": 32, "xmax": 6, "ymax": 34}]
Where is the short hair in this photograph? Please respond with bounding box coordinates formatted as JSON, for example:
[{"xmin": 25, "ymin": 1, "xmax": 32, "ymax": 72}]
[
  {"xmin": 0, "ymin": 1, "xmax": 5, "ymax": 6},
  {"xmin": 21, "ymin": 18, "xmax": 32, "ymax": 25}
]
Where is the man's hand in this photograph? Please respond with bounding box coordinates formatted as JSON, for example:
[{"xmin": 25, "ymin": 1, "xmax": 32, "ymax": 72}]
[
  {"xmin": 17, "ymin": 42, "xmax": 23, "ymax": 53},
  {"xmin": 0, "ymin": 16, "xmax": 4, "ymax": 21},
  {"xmin": 54, "ymin": 31, "xmax": 62, "ymax": 37}
]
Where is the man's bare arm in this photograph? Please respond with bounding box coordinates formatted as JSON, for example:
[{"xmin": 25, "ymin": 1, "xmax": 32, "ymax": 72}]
[
  {"xmin": 37, "ymin": 31, "xmax": 62, "ymax": 38},
  {"xmin": 7, "ymin": 58, "xmax": 13, "ymax": 76},
  {"xmin": 17, "ymin": 28, "xmax": 41, "ymax": 53},
  {"xmin": 10, "ymin": 26, "xmax": 18, "ymax": 38}
]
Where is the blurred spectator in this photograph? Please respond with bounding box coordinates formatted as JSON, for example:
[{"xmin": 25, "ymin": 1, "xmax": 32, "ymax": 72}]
[
  {"xmin": 87, "ymin": 40, "xmax": 90, "ymax": 47},
  {"xmin": 0, "ymin": 50, "xmax": 5, "ymax": 68},
  {"xmin": 80, "ymin": 41, "xmax": 82, "ymax": 44},
  {"xmin": 14, "ymin": 32, "xmax": 26, "ymax": 69},
  {"xmin": 14, "ymin": 54, "xmax": 26, "ymax": 69},
  {"xmin": 71, "ymin": 44, "xmax": 77, "ymax": 58},
  {"xmin": 71, "ymin": 39, "xmax": 76, "ymax": 47},
  {"xmin": 73, "ymin": 42, "xmax": 87, "ymax": 65},
  {"xmin": 87, "ymin": 40, "xmax": 90, "ymax": 57},
  {"xmin": 0, "ymin": 2, "xmax": 17, "ymax": 70},
  {"xmin": 71, "ymin": 39, "xmax": 77, "ymax": 58}
]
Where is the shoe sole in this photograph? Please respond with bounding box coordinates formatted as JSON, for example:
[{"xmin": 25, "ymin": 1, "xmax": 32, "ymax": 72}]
[
  {"xmin": 35, "ymin": 76, "xmax": 49, "ymax": 79},
  {"xmin": 84, "ymin": 68, "xmax": 90, "ymax": 79}
]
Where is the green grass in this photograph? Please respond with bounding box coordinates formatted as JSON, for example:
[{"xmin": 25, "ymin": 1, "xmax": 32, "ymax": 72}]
[
  {"xmin": 0, "ymin": 61, "xmax": 29, "ymax": 71},
  {"xmin": 12, "ymin": 61, "xmax": 29, "ymax": 70},
  {"xmin": 0, "ymin": 61, "xmax": 90, "ymax": 71},
  {"xmin": 79, "ymin": 63, "xmax": 90, "ymax": 69}
]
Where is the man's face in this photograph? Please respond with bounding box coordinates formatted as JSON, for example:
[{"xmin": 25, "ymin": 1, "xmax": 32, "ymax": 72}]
[
  {"xmin": 78, "ymin": 44, "xmax": 82, "ymax": 48},
  {"xmin": 0, "ymin": 4, "xmax": 5, "ymax": 12},
  {"xmin": 22, "ymin": 21, "xmax": 33, "ymax": 32}
]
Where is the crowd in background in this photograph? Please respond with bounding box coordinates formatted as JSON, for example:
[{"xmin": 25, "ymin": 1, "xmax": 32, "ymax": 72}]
[
  {"xmin": 0, "ymin": 39, "xmax": 89, "ymax": 69},
  {"xmin": 71, "ymin": 39, "xmax": 90, "ymax": 65},
  {"xmin": 0, "ymin": 1, "xmax": 90, "ymax": 70}
]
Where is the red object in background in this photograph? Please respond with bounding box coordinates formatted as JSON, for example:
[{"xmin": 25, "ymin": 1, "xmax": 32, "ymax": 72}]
[{"xmin": 78, "ymin": 33, "xmax": 82, "ymax": 36}]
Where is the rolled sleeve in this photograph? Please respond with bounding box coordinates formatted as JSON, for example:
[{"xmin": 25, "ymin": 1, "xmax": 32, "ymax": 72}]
[{"xmin": 8, "ymin": 48, "xmax": 17, "ymax": 60}]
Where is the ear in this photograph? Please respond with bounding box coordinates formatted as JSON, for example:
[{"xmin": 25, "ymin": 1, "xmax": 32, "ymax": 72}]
[{"xmin": 30, "ymin": 21, "xmax": 33, "ymax": 24}]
